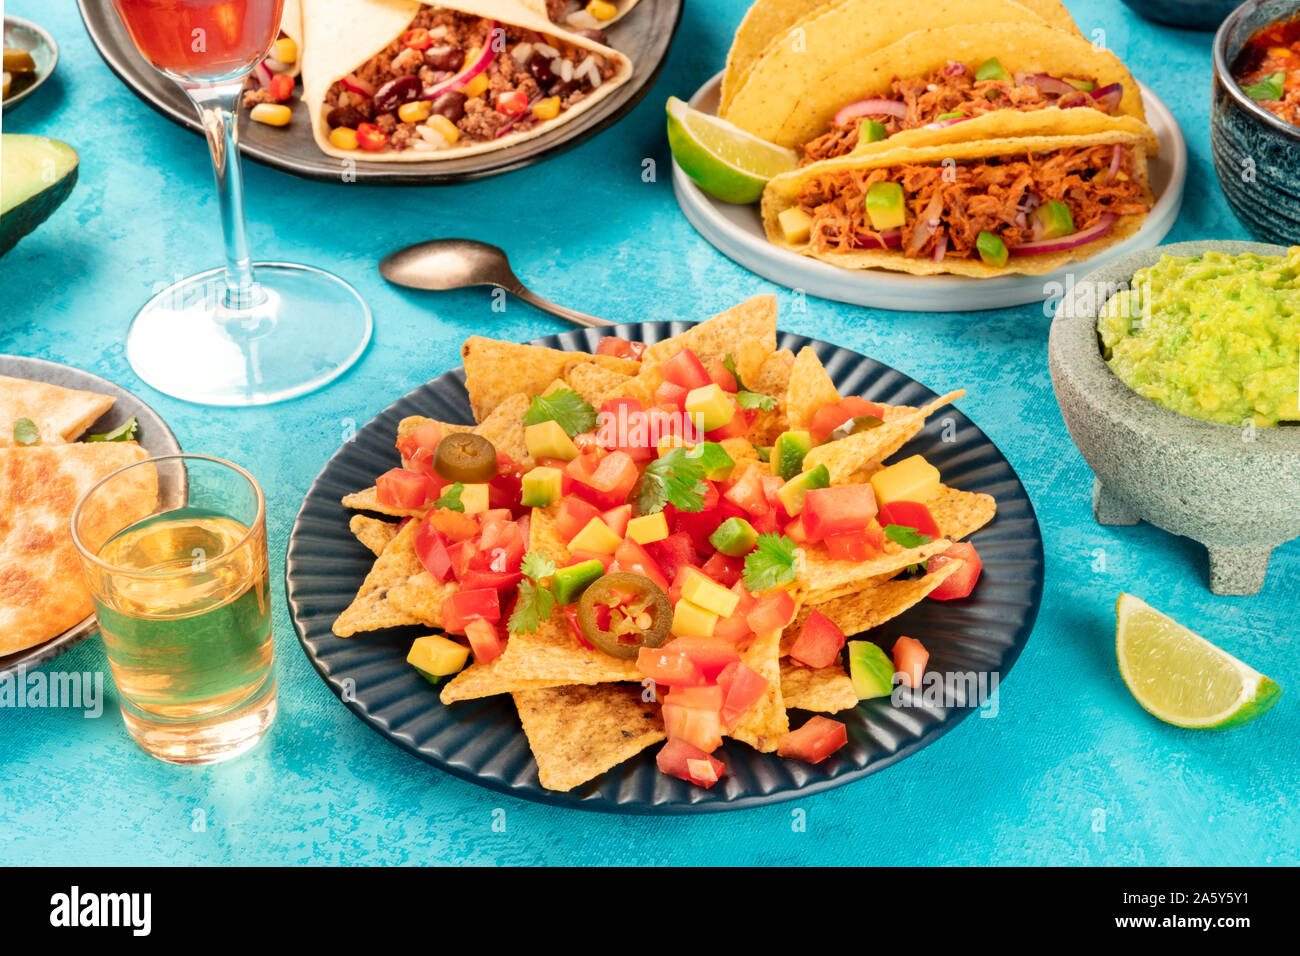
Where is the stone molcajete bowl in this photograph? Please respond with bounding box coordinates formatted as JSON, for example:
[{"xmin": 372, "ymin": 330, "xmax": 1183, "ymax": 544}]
[{"xmin": 1049, "ymin": 240, "xmax": 1299, "ymax": 596}]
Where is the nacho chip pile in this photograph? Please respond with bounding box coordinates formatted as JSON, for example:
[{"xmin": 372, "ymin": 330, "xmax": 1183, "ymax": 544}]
[{"xmin": 336, "ymin": 296, "xmax": 996, "ymax": 791}]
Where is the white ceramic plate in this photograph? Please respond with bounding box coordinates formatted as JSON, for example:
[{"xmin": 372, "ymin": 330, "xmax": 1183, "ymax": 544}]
[{"xmin": 672, "ymin": 72, "xmax": 1187, "ymax": 312}]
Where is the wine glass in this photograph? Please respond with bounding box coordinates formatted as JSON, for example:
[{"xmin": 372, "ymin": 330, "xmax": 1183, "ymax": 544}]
[{"xmin": 110, "ymin": 0, "xmax": 372, "ymax": 406}]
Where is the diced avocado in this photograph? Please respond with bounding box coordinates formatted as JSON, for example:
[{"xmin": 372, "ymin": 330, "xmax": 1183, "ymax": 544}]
[
  {"xmin": 776, "ymin": 463, "xmax": 830, "ymax": 516},
  {"xmin": 459, "ymin": 483, "xmax": 490, "ymax": 514},
  {"xmin": 671, "ymin": 598, "xmax": 719, "ymax": 638},
  {"xmin": 864, "ymin": 181, "xmax": 906, "ymax": 231},
  {"xmin": 525, "ymin": 419, "xmax": 579, "ymax": 461},
  {"xmin": 861, "ymin": 119, "xmax": 888, "ymax": 143},
  {"xmin": 1030, "ymin": 200, "xmax": 1075, "ymax": 240},
  {"xmin": 848, "ymin": 640, "xmax": 894, "ymax": 699},
  {"xmin": 771, "ymin": 430, "xmax": 813, "ymax": 480},
  {"xmin": 1066, "ymin": 77, "xmax": 1096, "ymax": 92},
  {"xmin": 976, "ymin": 230, "xmax": 1009, "ymax": 268},
  {"xmin": 869, "ymin": 453, "xmax": 940, "ymax": 505},
  {"xmin": 685, "ymin": 383, "xmax": 736, "ymax": 433},
  {"xmin": 520, "ymin": 466, "xmax": 563, "ymax": 508},
  {"xmin": 974, "ymin": 57, "xmax": 1008, "ymax": 82},
  {"xmin": 551, "ymin": 559, "xmax": 606, "ymax": 605},
  {"xmin": 407, "ymin": 635, "xmax": 470, "ymax": 683},
  {"xmin": 694, "ymin": 441, "xmax": 736, "ymax": 481},
  {"xmin": 709, "ymin": 516, "xmax": 758, "ymax": 558},
  {"xmin": 936, "ymin": 111, "xmax": 965, "ymax": 121},
  {"xmin": 681, "ymin": 569, "xmax": 741, "ymax": 617},
  {"xmin": 755, "ymin": 446, "xmax": 772, "ymax": 462},
  {"xmin": 778, "ymin": 207, "xmax": 813, "ymax": 244},
  {"xmin": 569, "ymin": 516, "xmax": 622, "ymax": 554},
  {"xmin": 626, "ymin": 511, "xmax": 670, "ymax": 545},
  {"xmin": 1, "ymin": 135, "xmax": 78, "ymax": 258}
]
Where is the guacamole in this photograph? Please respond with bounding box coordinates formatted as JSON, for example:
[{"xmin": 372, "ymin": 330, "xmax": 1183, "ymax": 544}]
[{"xmin": 1098, "ymin": 249, "xmax": 1300, "ymax": 427}]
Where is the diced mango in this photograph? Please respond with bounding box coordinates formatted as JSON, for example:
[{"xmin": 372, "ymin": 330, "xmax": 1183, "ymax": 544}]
[
  {"xmin": 407, "ymin": 634, "xmax": 469, "ymax": 679},
  {"xmin": 250, "ymin": 103, "xmax": 292, "ymax": 127},
  {"xmin": 569, "ymin": 517, "xmax": 622, "ymax": 554},
  {"xmin": 671, "ymin": 599, "xmax": 718, "ymax": 638},
  {"xmin": 778, "ymin": 207, "xmax": 813, "ymax": 244},
  {"xmin": 681, "ymin": 569, "xmax": 740, "ymax": 618},
  {"xmin": 525, "ymin": 419, "xmax": 580, "ymax": 461},
  {"xmin": 521, "ymin": 467, "xmax": 563, "ymax": 508},
  {"xmin": 329, "ymin": 127, "xmax": 359, "ymax": 150},
  {"xmin": 869, "ymin": 454, "xmax": 941, "ymax": 505},
  {"xmin": 459, "ymin": 483, "xmax": 490, "ymax": 514},
  {"xmin": 684, "ymin": 384, "xmax": 735, "ymax": 433},
  {"xmin": 532, "ymin": 96, "xmax": 561, "ymax": 121},
  {"xmin": 626, "ymin": 512, "xmax": 670, "ymax": 545}
]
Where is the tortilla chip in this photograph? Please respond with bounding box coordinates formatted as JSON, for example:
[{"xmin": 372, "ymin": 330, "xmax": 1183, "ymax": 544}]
[
  {"xmin": 728, "ymin": 630, "xmax": 788, "ymax": 752},
  {"xmin": 800, "ymin": 537, "xmax": 952, "ymax": 604},
  {"xmin": 781, "ymin": 660, "xmax": 858, "ymax": 713},
  {"xmin": 564, "ymin": 362, "xmax": 632, "ymax": 408},
  {"xmin": 529, "ymin": 503, "xmax": 571, "ymax": 565},
  {"xmin": 386, "ymin": 570, "xmax": 458, "ymax": 628},
  {"xmin": 396, "ymin": 415, "xmax": 473, "ymax": 439},
  {"xmin": 718, "ymin": 437, "xmax": 761, "ymax": 473},
  {"xmin": 642, "ymin": 295, "xmax": 778, "ymax": 368},
  {"xmin": 440, "ymin": 617, "xmax": 641, "ymax": 702},
  {"xmin": 804, "ymin": 389, "xmax": 966, "ymax": 483},
  {"xmin": 461, "ymin": 337, "xmax": 635, "ymax": 422},
  {"xmin": 332, "ymin": 522, "xmax": 428, "ymax": 636},
  {"xmin": 929, "ymin": 485, "xmax": 997, "ymax": 541},
  {"xmin": 0, "ymin": 375, "xmax": 116, "ymax": 446},
  {"xmin": 786, "ymin": 347, "xmax": 840, "ymax": 430},
  {"xmin": 513, "ymin": 683, "xmax": 665, "ymax": 792},
  {"xmin": 349, "ymin": 514, "xmax": 399, "ymax": 556},
  {"xmin": 473, "ymin": 392, "xmax": 533, "ymax": 468},
  {"xmin": 792, "ymin": 560, "xmax": 961, "ymax": 640},
  {"xmin": 747, "ymin": 348, "xmax": 796, "ymax": 445}
]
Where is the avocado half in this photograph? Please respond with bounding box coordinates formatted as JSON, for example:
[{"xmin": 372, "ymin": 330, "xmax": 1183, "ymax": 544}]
[{"xmin": 1, "ymin": 134, "xmax": 79, "ymax": 257}]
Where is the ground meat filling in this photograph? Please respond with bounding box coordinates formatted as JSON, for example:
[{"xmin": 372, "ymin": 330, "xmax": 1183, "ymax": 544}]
[
  {"xmin": 322, "ymin": 7, "xmax": 616, "ymax": 151},
  {"xmin": 801, "ymin": 67, "xmax": 1111, "ymax": 164},
  {"xmin": 797, "ymin": 145, "xmax": 1149, "ymax": 260}
]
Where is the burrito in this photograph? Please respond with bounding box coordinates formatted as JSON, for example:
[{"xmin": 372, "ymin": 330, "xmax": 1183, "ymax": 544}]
[
  {"xmin": 525, "ymin": 0, "xmax": 639, "ymax": 32},
  {"xmin": 302, "ymin": 0, "xmax": 633, "ymax": 160},
  {"xmin": 762, "ymin": 124, "xmax": 1153, "ymax": 277}
]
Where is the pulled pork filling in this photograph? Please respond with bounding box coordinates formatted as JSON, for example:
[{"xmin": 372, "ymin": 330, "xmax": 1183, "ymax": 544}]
[
  {"xmin": 323, "ymin": 7, "xmax": 615, "ymax": 151},
  {"xmin": 797, "ymin": 144, "xmax": 1148, "ymax": 260},
  {"xmin": 801, "ymin": 65, "xmax": 1113, "ymax": 164}
]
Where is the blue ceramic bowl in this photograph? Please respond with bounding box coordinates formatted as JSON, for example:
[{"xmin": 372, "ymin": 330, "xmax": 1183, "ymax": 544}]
[
  {"xmin": 1122, "ymin": 0, "xmax": 1240, "ymax": 30},
  {"xmin": 1211, "ymin": 0, "xmax": 1300, "ymax": 243}
]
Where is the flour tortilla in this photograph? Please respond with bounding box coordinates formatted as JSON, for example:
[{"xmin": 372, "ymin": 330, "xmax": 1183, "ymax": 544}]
[
  {"xmin": 0, "ymin": 375, "xmax": 115, "ymax": 447},
  {"xmin": 0, "ymin": 443, "xmax": 156, "ymax": 654},
  {"xmin": 281, "ymin": 0, "xmax": 303, "ymax": 77},
  {"xmin": 302, "ymin": 0, "xmax": 633, "ymax": 162}
]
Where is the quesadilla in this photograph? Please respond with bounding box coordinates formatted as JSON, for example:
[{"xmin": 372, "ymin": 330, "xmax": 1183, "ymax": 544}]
[{"xmin": 0, "ymin": 375, "xmax": 114, "ymax": 447}]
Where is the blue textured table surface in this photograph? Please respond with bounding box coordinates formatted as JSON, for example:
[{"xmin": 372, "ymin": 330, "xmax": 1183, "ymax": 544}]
[{"xmin": 2, "ymin": 0, "xmax": 1296, "ymax": 867}]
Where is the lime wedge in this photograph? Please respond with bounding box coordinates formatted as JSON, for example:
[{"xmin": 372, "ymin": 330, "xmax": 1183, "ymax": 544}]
[
  {"xmin": 1115, "ymin": 593, "xmax": 1281, "ymax": 729},
  {"xmin": 666, "ymin": 96, "xmax": 798, "ymax": 204}
]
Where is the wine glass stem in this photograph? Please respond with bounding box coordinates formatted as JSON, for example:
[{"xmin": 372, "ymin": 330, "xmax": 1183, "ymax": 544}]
[{"xmin": 187, "ymin": 82, "xmax": 259, "ymax": 310}]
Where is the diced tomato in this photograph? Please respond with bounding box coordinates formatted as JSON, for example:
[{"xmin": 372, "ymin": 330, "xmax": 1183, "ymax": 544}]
[
  {"xmin": 706, "ymin": 403, "xmax": 754, "ymax": 441},
  {"xmin": 789, "ymin": 609, "xmax": 846, "ymax": 669},
  {"xmin": 464, "ymin": 619, "xmax": 506, "ymax": 664},
  {"xmin": 665, "ymin": 635, "xmax": 740, "ymax": 680},
  {"xmin": 712, "ymin": 611, "xmax": 752, "ymax": 644},
  {"xmin": 657, "ymin": 738, "xmax": 724, "ymax": 788},
  {"xmin": 637, "ymin": 646, "xmax": 706, "ymax": 686},
  {"xmin": 268, "ymin": 71, "xmax": 295, "ymax": 101},
  {"xmin": 488, "ymin": 468, "xmax": 525, "ymax": 516},
  {"xmin": 716, "ymin": 661, "xmax": 769, "ymax": 730},
  {"xmin": 802, "ymin": 484, "xmax": 878, "ymax": 542},
  {"xmin": 397, "ymin": 421, "xmax": 444, "ymax": 476},
  {"xmin": 459, "ymin": 569, "xmax": 523, "ymax": 592},
  {"xmin": 597, "ymin": 398, "xmax": 655, "ymax": 461},
  {"xmin": 669, "ymin": 506, "xmax": 722, "ymax": 557},
  {"xmin": 356, "ymin": 122, "xmax": 388, "ymax": 152},
  {"xmin": 784, "ymin": 515, "xmax": 809, "ymax": 544},
  {"xmin": 595, "ymin": 336, "xmax": 646, "ymax": 361},
  {"xmin": 496, "ymin": 89, "xmax": 529, "ymax": 116},
  {"xmin": 667, "ymin": 564, "xmax": 694, "ymax": 606},
  {"xmin": 646, "ymin": 531, "xmax": 699, "ymax": 584},
  {"xmin": 777, "ymin": 716, "xmax": 848, "ymax": 764},
  {"xmin": 402, "ymin": 26, "xmax": 432, "ymax": 49},
  {"xmin": 840, "ymin": 396, "xmax": 887, "ymax": 419},
  {"xmin": 446, "ymin": 538, "xmax": 477, "ymax": 579},
  {"xmin": 823, "ymin": 525, "xmax": 885, "ymax": 562},
  {"xmin": 746, "ymin": 589, "xmax": 796, "ymax": 634},
  {"xmin": 601, "ymin": 504, "xmax": 632, "ymax": 539},
  {"xmin": 730, "ymin": 581, "xmax": 758, "ymax": 616},
  {"xmin": 569, "ymin": 450, "xmax": 638, "ymax": 510},
  {"xmin": 662, "ymin": 700, "xmax": 724, "ymax": 752},
  {"xmin": 808, "ymin": 404, "xmax": 852, "ymax": 444},
  {"xmin": 892, "ymin": 636, "xmax": 929, "ymax": 688},
  {"xmin": 475, "ymin": 516, "xmax": 525, "ymax": 573},
  {"xmin": 723, "ymin": 467, "xmax": 769, "ymax": 517},
  {"xmin": 658, "ymin": 348, "xmax": 712, "ymax": 391},
  {"xmin": 566, "ymin": 549, "xmax": 612, "ymax": 573},
  {"xmin": 561, "ymin": 604, "xmax": 591, "ymax": 648},
  {"xmin": 440, "ymin": 588, "xmax": 501, "ymax": 634},
  {"xmin": 664, "ymin": 684, "xmax": 724, "ymax": 711},
  {"xmin": 708, "ymin": 358, "xmax": 738, "ymax": 393},
  {"xmin": 654, "ymin": 381, "xmax": 689, "ymax": 413},
  {"xmin": 413, "ymin": 520, "xmax": 453, "ymax": 581},
  {"xmin": 375, "ymin": 468, "xmax": 432, "ymax": 510},
  {"xmin": 701, "ymin": 551, "xmax": 745, "ymax": 588},
  {"xmin": 428, "ymin": 507, "xmax": 479, "ymax": 543},
  {"xmin": 877, "ymin": 500, "xmax": 941, "ymax": 540},
  {"xmin": 927, "ymin": 541, "xmax": 984, "ymax": 600},
  {"xmin": 555, "ymin": 497, "xmax": 602, "ymax": 542},
  {"xmin": 611, "ymin": 538, "xmax": 670, "ymax": 593}
]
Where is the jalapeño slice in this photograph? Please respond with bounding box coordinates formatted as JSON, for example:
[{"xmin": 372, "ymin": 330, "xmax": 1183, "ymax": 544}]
[
  {"xmin": 434, "ymin": 432, "xmax": 498, "ymax": 483},
  {"xmin": 577, "ymin": 572, "xmax": 672, "ymax": 660}
]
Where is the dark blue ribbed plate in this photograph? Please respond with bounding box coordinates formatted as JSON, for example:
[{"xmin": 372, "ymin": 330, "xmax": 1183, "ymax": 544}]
[{"xmin": 286, "ymin": 325, "xmax": 1044, "ymax": 813}]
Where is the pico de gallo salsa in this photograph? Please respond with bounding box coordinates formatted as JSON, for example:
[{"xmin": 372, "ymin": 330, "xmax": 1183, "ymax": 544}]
[{"xmin": 1232, "ymin": 13, "xmax": 1300, "ymax": 128}]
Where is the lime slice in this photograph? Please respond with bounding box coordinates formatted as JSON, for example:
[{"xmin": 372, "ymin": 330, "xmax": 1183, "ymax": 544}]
[
  {"xmin": 666, "ymin": 96, "xmax": 798, "ymax": 204},
  {"xmin": 1115, "ymin": 593, "xmax": 1281, "ymax": 729}
]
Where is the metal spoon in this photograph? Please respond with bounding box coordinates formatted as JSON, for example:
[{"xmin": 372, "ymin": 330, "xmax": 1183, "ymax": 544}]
[{"xmin": 379, "ymin": 239, "xmax": 613, "ymax": 328}]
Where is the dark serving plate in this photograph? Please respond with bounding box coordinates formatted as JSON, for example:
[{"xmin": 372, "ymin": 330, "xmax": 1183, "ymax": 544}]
[
  {"xmin": 0, "ymin": 356, "xmax": 182, "ymax": 678},
  {"xmin": 77, "ymin": 0, "xmax": 682, "ymax": 185},
  {"xmin": 285, "ymin": 325, "xmax": 1045, "ymax": 813}
]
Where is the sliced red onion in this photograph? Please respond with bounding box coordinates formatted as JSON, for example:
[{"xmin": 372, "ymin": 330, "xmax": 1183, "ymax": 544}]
[
  {"xmin": 263, "ymin": 57, "xmax": 291, "ymax": 74},
  {"xmin": 1019, "ymin": 73, "xmax": 1077, "ymax": 96},
  {"xmin": 1057, "ymin": 90, "xmax": 1092, "ymax": 109},
  {"xmin": 906, "ymin": 194, "xmax": 944, "ymax": 256},
  {"xmin": 421, "ymin": 19, "xmax": 497, "ymax": 101},
  {"xmin": 1107, "ymin": 144, "xmax": 1123, "ymax": 181},
  {"xmin": 340, "ymin": 73, "xmax": 375, "ymax": 97},
  {"xmin": 1017, "ymin": 192, "xmax": 1041, "ymax": 214},
  {"xmin": 252, "ymin": 61, "xmax": 274, "ymax": 90},
  {"xmin": 944, "ymin": 60, "xmax": 967, "ymax": 77},
  {"xmin": 1012, "ymin": 213, "xmax": 1117, "ymax": 255},
  {"xmin": 921, "ymin": 115, "xmax": 971, "ymax": 130},
  {"xmin": 1090, "ymin": 82, "xmax": 1123, "ymax": 113},
  {"xmin": 932, "ymin": 231, "xmax": 948, "ymax": 263},
  {"xmin": 833, "ymin": 98, "xmax": 907, "ymax": 127},
  {"xmin": 852, "ymin": 229, "xmax": 902, "ymax": 250}
]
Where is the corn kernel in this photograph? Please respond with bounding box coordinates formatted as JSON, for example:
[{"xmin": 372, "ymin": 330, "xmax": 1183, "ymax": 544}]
[
  {"xmin": 328, "ymin": 127, "xmax": 359, "ymax": 150},
  {"xmin": 271, "ymin": 37, "xmax": 298, "ymax": 64},
  {"xmin": 587, "ymin": 0, "xmax": 618, "ymax": 21},
  {"xmin": 462, "ymin": 72, "xmax": 489, "ymax": 99},
  {"xmin": 250, "ymin": 103, "xmax": 292, "ymax": 127},
  {"xmin": 426, "ymin": 114, "xmax": 459, "ymax": 144},
  {"xmin": 1268, "ymin": 46, "xmax": 1291, "ymax": 58},
  {"xmin": 531, "ymin": 95, "xmax": 561, "ymax": 121},
  {"xmin": 398, "ymin": 100, "xmax": 432, "ymax": 123}
]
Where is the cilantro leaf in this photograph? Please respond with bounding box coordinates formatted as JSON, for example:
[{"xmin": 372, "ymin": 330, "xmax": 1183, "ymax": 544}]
[
  {"xmin": 1244, "ymin": 72, "xmax": 1285, "ymax": 101},
  {"xmin": 12, "ymin": 418, "xmax": 39, "ymax": 446},
  {"xmin": 508, "ymin": 578, "xmax": 556, "ymax": 635},
  {"xmin": 884, "ymin": 524, "xmax": 931, "ymax": 548},
  {"xmin": 85, "ymin": 416, "xmax": 139, "ymax": 443},
  {"xmin": 434, "ymin": 482, "xmax": 465, "ymax": 512},
  {"xmin": 520, "ymin": 550, "xmax": 555, "ymax": 583},
  {"xmin": 736, "ymin": 390, "xmax": 776, "ymax": 411},
  {"xmin": 743, "ymin": 533, "xmax": 800, "ymax": 592},
  {"xmin": 722, "ymin": 354, "xmax": 748, "ymax": 390},
  {"xmin": 522, "ymin": 388, "xmax": 597, "ymax": 437},
  {"xmin": 638, "ymin": 446, "xmax": 707, "ymax": 514}
]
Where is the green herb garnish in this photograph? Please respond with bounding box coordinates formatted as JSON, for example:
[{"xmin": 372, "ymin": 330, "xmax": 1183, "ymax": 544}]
[
  {"xmin": 520, "ymin": 550, "xmax": 556, "ymax": 583},
  {"xmin": 508, "ymin": 550, "xmax": 558, "ymax": 635},
  {"xmin": 638, "ymin": 446, "xmax": 708, "ymax": 514},
  {"xmin": 522, "ymin": 388, "xmax": 597, "ymax": 437},
  {"xmin": 12, "ymin": 418, "xmax": 40, "ymax": 446},
  {"xmin": 723, "ymin": 354, "xmax": 777, "ymax": 412},
  {"xmin": 434, "ymin": 482, "xmax": 465, "ymax": 512},
  {"xmin": 85, "ymin": 416, "xmax": 140, "ymax": 442},
  {"xmin": 1244, "ymin": 72, "xmax": 1285, "ymax": 101},
  {"xmin": 884, "ymin": 524, "xmax": 931, "ymax": 548},
  {"xmin": 743, "ymin": 533, "xmax": 800, "ymax": 592}
]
